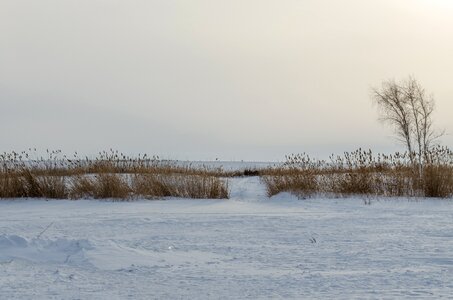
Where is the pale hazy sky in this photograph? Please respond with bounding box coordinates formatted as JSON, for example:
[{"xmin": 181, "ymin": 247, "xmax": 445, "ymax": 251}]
[{"xmin": 1, "ymin": 0, "xmax": 452, "ymax": 161}]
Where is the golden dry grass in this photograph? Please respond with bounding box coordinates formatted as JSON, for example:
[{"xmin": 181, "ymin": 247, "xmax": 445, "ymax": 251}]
[
  {"xmin": 0, "ymin": 150, "xmax": 229, "ymax": 200},
  {"xmin": 2, "ymin": 148, "xmax": 452, "ymax": 200},
  {"xmin": 263, "ymin": 147, "xmax": 453, "ymax": 198}
]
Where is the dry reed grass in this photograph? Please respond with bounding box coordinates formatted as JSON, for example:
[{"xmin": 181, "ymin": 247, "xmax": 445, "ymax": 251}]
[
  {"xmin": 131, "ymin": 174, "xmax": 228, "ymax": 199},
  {"xmin": 263, "ymin": 147, "xmax": 453, "ymax": 198},
  {"xmin": 0, "ymin": 149, "xmax": 229, "ymax": 200}
]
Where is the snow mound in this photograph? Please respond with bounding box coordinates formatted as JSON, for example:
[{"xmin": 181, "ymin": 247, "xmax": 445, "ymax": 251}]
[{"xmin": 0, "ymin": 234, "xmax": 93, "ymax": 265}]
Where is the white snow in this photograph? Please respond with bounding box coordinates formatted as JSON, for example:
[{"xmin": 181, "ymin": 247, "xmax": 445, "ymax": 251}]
[{"xmin": 1, "ymin": 176, "xmax": 453, "ymax": 299}]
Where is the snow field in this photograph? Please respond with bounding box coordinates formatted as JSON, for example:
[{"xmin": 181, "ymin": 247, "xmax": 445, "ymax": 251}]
[{"xmin": 1, "ymin": 177, "xmax": 452, "ymax": 299}]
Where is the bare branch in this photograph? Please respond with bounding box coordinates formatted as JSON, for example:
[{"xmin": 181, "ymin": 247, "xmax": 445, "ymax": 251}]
[{"xmin": 371, "ymin": 76, "xmax": 444, "ymax": 167}]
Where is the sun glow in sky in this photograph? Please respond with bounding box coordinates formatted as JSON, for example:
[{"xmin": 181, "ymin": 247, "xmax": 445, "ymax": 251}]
[
  {"xmin": 1, "ymin": 0, "xmax": 452, "ymax": 161},
  {"xmin": 422, "ymin": 0, "xmax": 453, "ymax": 7},
  {"xmin": 414, "ymin": 0, "xmax": 453, "ymax": 14}
]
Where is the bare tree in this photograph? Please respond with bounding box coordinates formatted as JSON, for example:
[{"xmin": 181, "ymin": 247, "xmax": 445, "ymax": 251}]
[
  {"xmin": 372, "ymin": 77, "xmax": 443, "ymax": 168},
  {"xmin": 372, "ymin": 79, "xmax": 414, "ymax": 163}
]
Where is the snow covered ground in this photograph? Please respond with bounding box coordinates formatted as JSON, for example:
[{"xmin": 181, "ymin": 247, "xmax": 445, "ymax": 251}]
[{"xmin": 1, "ymin": 176, "xmax": 453, "ymax": 299}]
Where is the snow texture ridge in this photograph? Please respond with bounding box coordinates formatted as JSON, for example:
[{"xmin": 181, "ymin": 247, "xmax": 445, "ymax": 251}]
[{"xmin": 0, "ymin": 234, "xmax": 93, "ymax": 265}]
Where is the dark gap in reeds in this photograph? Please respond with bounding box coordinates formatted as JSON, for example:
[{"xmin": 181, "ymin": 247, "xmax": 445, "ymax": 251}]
[
  {"xmin": 0, "ymin": 149, "xmax": 229, "ymax": 200},
  {"xmin": 262, "ymin": 147, "xmax": 453, "ymax": 199}
]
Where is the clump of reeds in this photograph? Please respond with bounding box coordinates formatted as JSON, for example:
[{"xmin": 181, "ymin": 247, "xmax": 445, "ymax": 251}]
[
  {"xmin": 263, "ymin": 147, "xmax": 453, "ymax": 199},
  {"xmin": 421, "ymin": 147, "xmax": 453, "ymax": 198},
  {"xmin": 0, "ymin": 151, "xmax": 68, "ymax": 198},
  {"xmin": 262, "ymin": 153, "xmax": 319, "ymax": 197},
  {"xmin": 0, "ymin": 149, "xmax": 229, "ymax": 200},
  {"xmin": 131, "ymin": 173, "xmax": 228, "ymax": 199},
  {"xmin": 69, "ymin": 174, "xmax": 131, "ymax": 199}
]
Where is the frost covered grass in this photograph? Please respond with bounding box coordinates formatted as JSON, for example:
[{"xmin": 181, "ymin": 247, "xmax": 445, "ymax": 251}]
[
  {"xmin": 0, "ymin": 150, "xmax": 229, "ymax": 200},
  {"xmin": 263, "ymin": 147, "xmax": 453, "ymax": 198}
]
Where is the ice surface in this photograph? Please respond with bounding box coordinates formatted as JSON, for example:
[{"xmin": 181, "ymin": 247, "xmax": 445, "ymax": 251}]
[{"xmin": 1, "ymin": 176, "xmax": 452, "ymax": 299}]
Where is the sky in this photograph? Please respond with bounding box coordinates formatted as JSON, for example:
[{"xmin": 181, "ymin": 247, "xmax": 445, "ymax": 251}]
[{"xmin": 1, "ymin": 0, "xmax": 453, "ymax": 161}]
